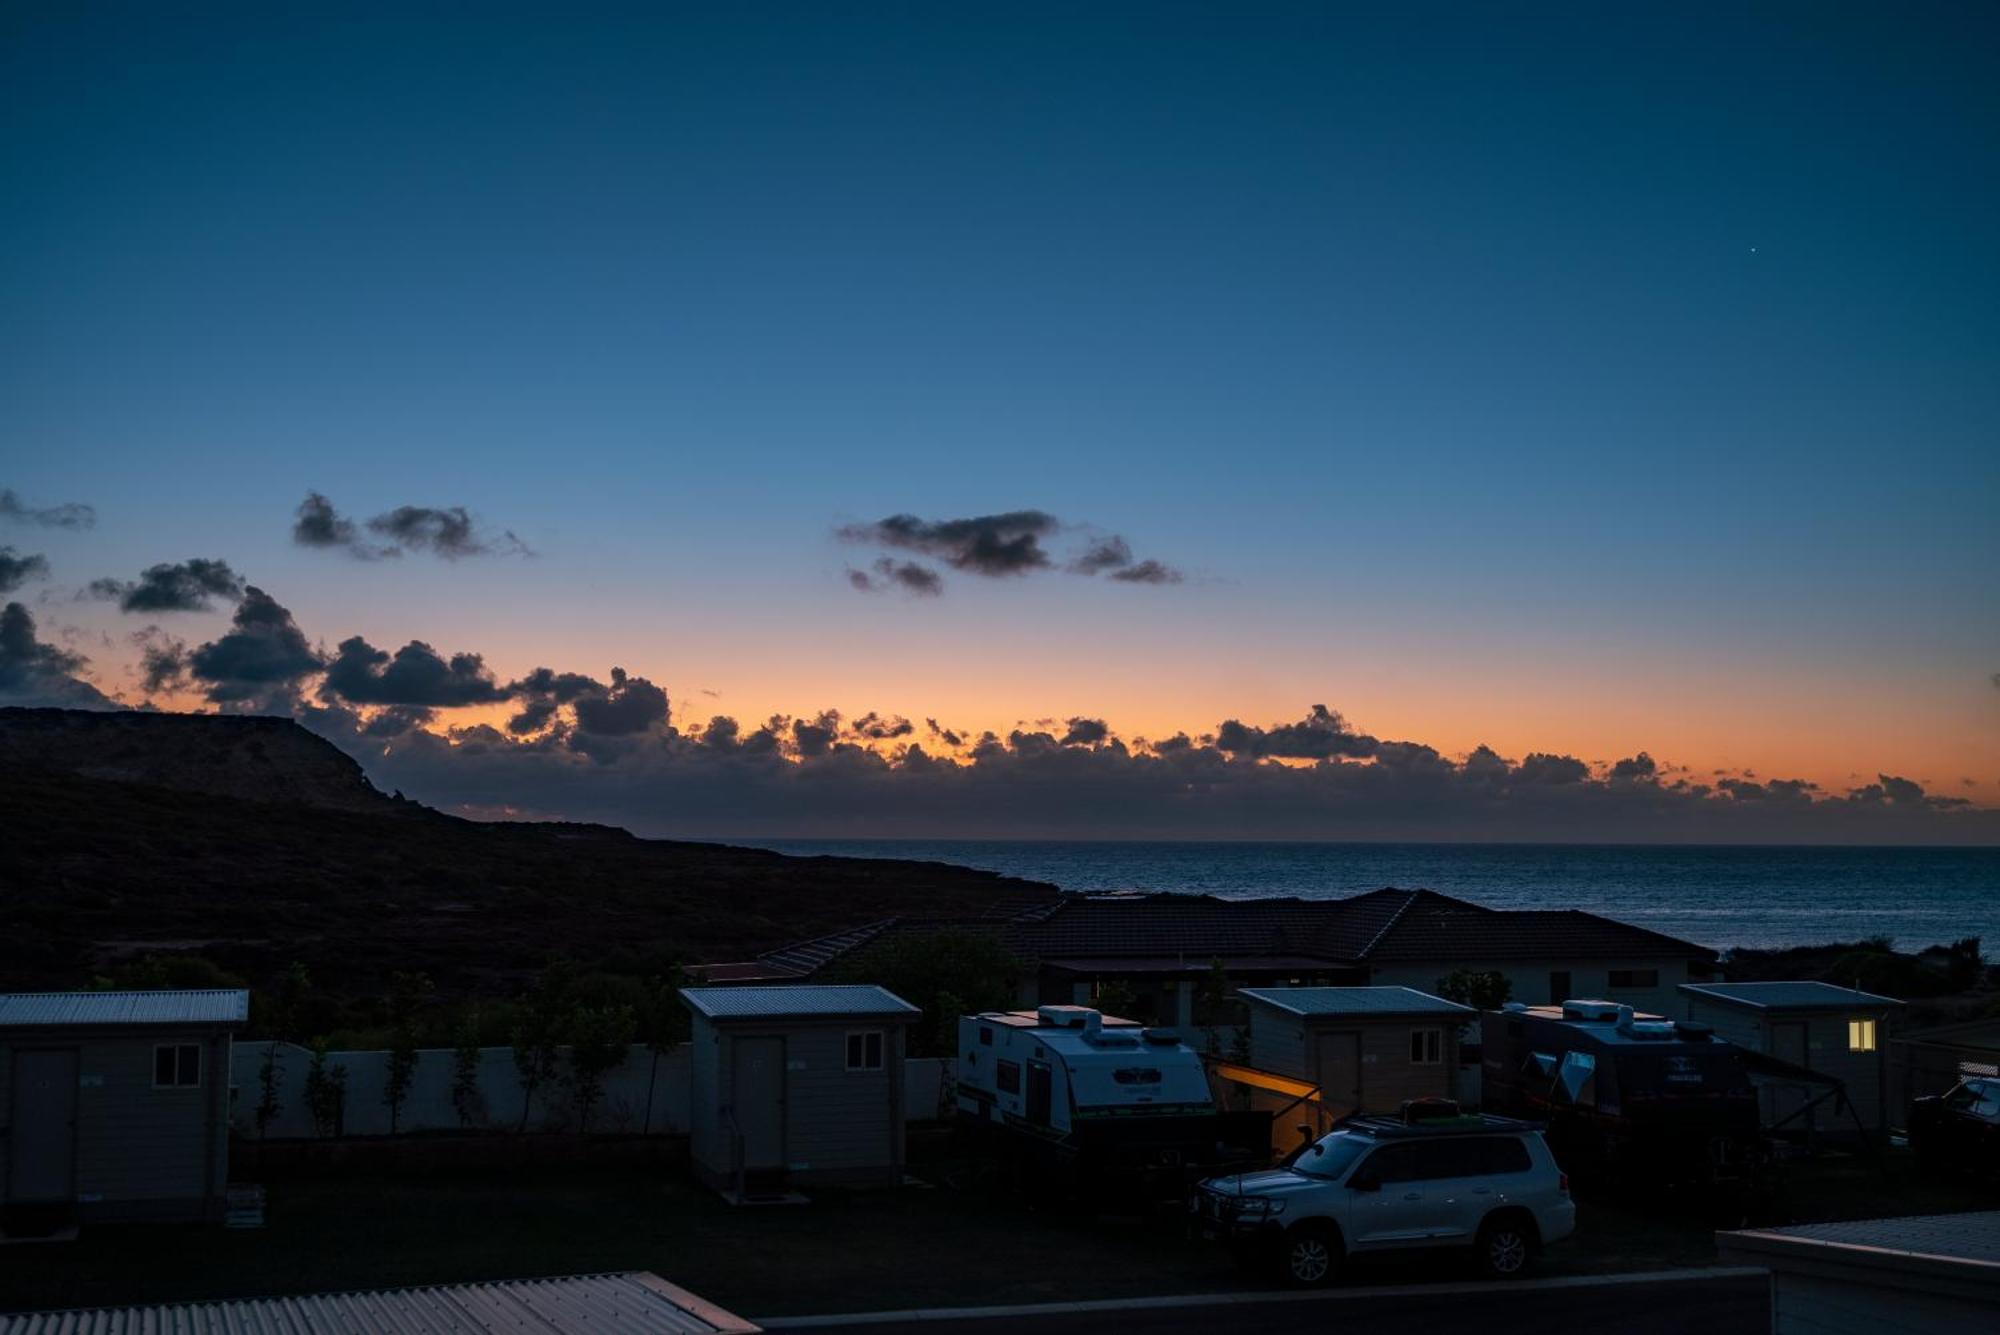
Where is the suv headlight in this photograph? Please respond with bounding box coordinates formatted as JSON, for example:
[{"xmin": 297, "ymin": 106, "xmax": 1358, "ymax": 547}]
[{"xmin": 1228, "ymin": 1197, "xmax": 1286, "ymax": 1217}]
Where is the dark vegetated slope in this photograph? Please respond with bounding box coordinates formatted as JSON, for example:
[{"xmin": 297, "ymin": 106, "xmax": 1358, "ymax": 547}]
[{"xmin": 0, "ymin": 709, "xmax": 1058, "ymax": 1004}]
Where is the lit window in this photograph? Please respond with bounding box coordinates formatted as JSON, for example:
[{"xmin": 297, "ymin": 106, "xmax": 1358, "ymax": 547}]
[
  {"xmin": 1848, "ymin": 1018, "xmax": 1877, "ymax": 1053},
  {"xmin": 153, "ymin": 1043, "xmax": 201, "ymax": 1089},
  {"xmin": 1410, "ymin": 1028, "xmax": 1443, "ymax": 1065},
  {"xmin": 845, "ymin": 1030, "xmax": 885, "ymax": 1071}
]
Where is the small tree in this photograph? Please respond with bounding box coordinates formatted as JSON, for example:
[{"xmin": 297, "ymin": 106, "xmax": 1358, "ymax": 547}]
[
  {"xmin": 510, "ymin": 967, "xmax": 575, "ymax": 1133},
  {"xmin": 253, "ymin": 961, "xmax": 312, "ymax": 1140},
  {"xmin": 634, "ymin": 971, "xmax": 689, "ymax": 1135},
  {"xmin": 565, "ymin": 1003, "xmax": 636, "ymax": 1135},
  {"xmin": 381, "ymin": 971, "xmax": 432, "ymax": 1135},
  {"xmin": 1436, "ymin": 969, "xmax": 1513, "ymax": 1012},
  {"xmin": 826, "ymin": 929, "xmax": 1023, "ymax": 1057},
  {"xmin": 1093, "ymin": 979, "xmax": 1140, "ymax": 1022},
  {"xmin": 302, "ymin": 1038, "xmax": 348, "ymax": 1138},
  {"xmin": 451, "ymin": 1011, "xmax": 486, "ymax": 1129},
  {"xmin": 1196, "ymin": 957, "xmax": 1237, "ymax": 1056}
]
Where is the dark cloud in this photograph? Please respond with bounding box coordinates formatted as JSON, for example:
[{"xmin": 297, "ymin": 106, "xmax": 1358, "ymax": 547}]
[
  {"xmin": 367, "ymin": 506, "xmax": 532, "ymax": 560},
  {"xmin": 838, "ymin": 511, "xmax": 1186, "ymax": 595},
  {"xmin": 1216, "ymin": 704, "xmax": 1378, "ymax": 760},
  {"xmin": 88, "ymin": 558, "xmax": 245, "ymax": 613},
  {"xmin": 1068, "ymin": 536, "xmax": 1132, "ymax": 575},
  {"xmin": 132, "ymin": 627, "xmax": 190, "ymax": 695},
  {"xmin": 185, "ymin": 587, "xmax": 324, "ymax": 705},
  {"xmin": 320, "ymin": 636, "xmax": 511, "ymax": 708},
  {"xmin": 571, "ymin": 667, "xmax": 668, "ymax": 736},
  {"xmin": 1060, "ymin": 717, "xmax": 1110, "ymax": 746},
  {"xmin": 793, "ymin": 710, "xmax": 841, "ymax": 757},
  {"xmin": 0, "ymin": 488, "xmax": 95, "ymax": 530},
  {"xmin": 1108, "ymin": 559, "xmax": 1184, "ymax": 585},
  {"xmin": 0, "ymin": 602, "xmax": 115, "ymax": 708},
  {"xmin": 849, "ymin": 711, "xmax": 915, "ymax": 741},
  {"xmin": 840, "ymin": 510, "xmax": 1058, "ymax": 578},
  {"xmin": 0, "ymin": 547, "xmax": 50, "ymax": 594},
  {"xmin": 293, "ymin": 493, "xmax": 531, "ymax": 561},
  {"xmin": 1514, "ymin": 753, "xmax": 1591, "ymax": 785},
  {"xmin": 925, "ymin": 718, "xmax": 965, "ymax": 748},
  {"xmin": 848, "ymin": 558, "xmax": 944, "ymax": 596},
  {"xmin": 1608, "ymin": 752, "xmax": 1658, "ymax": 782}
]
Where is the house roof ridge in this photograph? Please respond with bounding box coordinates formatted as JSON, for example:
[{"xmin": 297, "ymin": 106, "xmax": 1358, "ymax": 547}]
[{"xmin": 1353, "ymin": 887, "xmax": 1422, "ymax": 961}]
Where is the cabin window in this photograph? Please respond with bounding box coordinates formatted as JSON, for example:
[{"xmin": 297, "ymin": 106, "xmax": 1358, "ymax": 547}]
[
  {"xmin": 979, "ymin": 1026, "xmax": 994, "ymax": 1046},
  {"xmin": 1409, "ymin": 1028, "xmax": 1443, "ymax": 1065},
  {"xmin": 1608, "ymin": 969, "xmax": 1659, "ymax": 990},
  {"xmin": 1847, "ymin": 1018, "xmax": 1877, "ymax": 1053},
  {"xmin": 153, "ymin": 1043, "xmax": 201, "ymax": 1089},
  {"xmin": 845, "ymin": 1030, "xmax": 885, "ymax": 1071},
  {"xmin": 997, "ymin": 1060, "xmax": 1022, "ymax": 1094}
]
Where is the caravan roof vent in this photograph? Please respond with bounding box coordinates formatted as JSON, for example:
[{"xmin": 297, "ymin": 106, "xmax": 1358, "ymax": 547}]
[{"xmin": 1561, "ymin": 1000, "xmax": 1623, "ymax": 1022}]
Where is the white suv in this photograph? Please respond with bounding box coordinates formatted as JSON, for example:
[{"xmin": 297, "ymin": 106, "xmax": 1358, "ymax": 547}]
[{"xmin": 1192, "ymin": 1114, "xmax": 1575, "ymax": 1285}]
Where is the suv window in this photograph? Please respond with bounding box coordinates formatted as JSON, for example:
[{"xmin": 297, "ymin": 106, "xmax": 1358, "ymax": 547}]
[
  {"xmin": 1476, "ymin": 1136, "xmax": 1532, "ymax": 1174},
  {"xmin": 1358, "ymin": 1143, "xmax": 1426, "ymax": 1185},
  {"xmin": 1295, "ymin": 1132, "xmax": 1375, "ymax": 1180}
]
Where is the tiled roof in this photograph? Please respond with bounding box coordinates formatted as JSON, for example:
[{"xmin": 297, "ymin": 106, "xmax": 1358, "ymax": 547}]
[
  {"xmin": 679, "ymin": 984, "xmax": 920, "ymax": 1020},
  {"xmin": 1241, "ymin": 986, "xmax": 1475, "ymax": 1018},
  {"xmin": 0, "ymin": 1272, "xmax": 757, "ymax": 1334},
  {"xmin": 696, "ymin": 886, "xmax": 1713, "ymax": 981},
  {"xmin": 0, "ymin": 990, "xmax": 250, "ymax": 1028},
  {"xmin": 1681, "ymin": 981, "xmax": 1905, "ymax": 1011}
]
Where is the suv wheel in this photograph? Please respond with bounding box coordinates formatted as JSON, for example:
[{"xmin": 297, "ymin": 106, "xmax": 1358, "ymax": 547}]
[
  {"xmin": 1475, "ymin": 1213, "xmax": 1537, "ymax": 1279},
  {"xmin": 1282, "ymin": 1222, "xmax": 1341, "ymax": 1287}
]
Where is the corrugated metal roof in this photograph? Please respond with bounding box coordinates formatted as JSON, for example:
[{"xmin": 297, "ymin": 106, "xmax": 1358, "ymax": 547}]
[
  {"xmin": 1722, "ymin": 1210, "xmax": 2000, "ymax": 1266},
  {"xmin": 679, "ymin": 984, "xmax": 919, "ymax": 1020},
  {"xmin": 1679, "ymin": 981, "xmax": 1906, "ymax": 1012},
  {"xmin": 1239, "ymin": 986, "xmax": 1474, "ymax": 1018},
  {"xmin": 0, "ymin": 990, "xmax": 250, "ymax": 1028},
  {"xmin": 0, "ymin": 1271, "xmax": 758, "ymax": 1334}
]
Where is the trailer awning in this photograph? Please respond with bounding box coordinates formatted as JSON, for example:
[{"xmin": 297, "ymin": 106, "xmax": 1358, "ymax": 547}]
[{"xmin": 1210, "ymin": 1062, "xmax": 1321, "ymax": 1103}]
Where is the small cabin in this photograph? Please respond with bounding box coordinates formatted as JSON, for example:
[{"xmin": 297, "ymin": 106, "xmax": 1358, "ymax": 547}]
[
  {"xmin": 680, "ymin": 984, "xmax": 918, "ymax": 1197},
  {"xmin": 1680, "ymin": 981, "xmax": 1905, "ymax": 1138},
  {"xmin": 0, "ymin": 989, "xmax": 247, "ymax": 1231},
  {"xmin": 1236, "ymin": 986, "xmax": 1475, "ymax": 1127}
]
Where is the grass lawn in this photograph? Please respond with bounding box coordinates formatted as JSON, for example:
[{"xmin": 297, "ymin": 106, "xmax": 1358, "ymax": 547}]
[{"xmin": 1, "ymin": 1148, "xmax": 1989, "ymax": 1319}]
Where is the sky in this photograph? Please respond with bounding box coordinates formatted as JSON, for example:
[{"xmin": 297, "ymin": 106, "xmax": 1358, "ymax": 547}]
[{"xmin": 2, "ymin": 3, "xmax": 1997, "ymax": 841}]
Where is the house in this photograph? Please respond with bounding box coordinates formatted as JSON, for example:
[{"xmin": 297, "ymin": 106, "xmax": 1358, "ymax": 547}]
[
  {"xmin": 692, "ymin": 888, "xmax": 1715, "ymax": 1034},
  {"xmin": 0, "ymin": 1271, "xmax": 759, "ymax": 1333},
  {"xmin": 680, "ymin": 984, "xmax": 919, "ymax": 1198},
  {"xmin": 1717, "ymin": 1211, "xmax": 2000, "ymax": 1335},
  {"xmin": 0, "ymin": 989, "xmax": 247, "ymax": 1229},
  {"xmin": 1679, "ymin": 981, "xmax": 1904, "ymax": 1138},
  {"xmin": 1222, "ymin": 987, "xmax": 1474, "ymax": 1148}
]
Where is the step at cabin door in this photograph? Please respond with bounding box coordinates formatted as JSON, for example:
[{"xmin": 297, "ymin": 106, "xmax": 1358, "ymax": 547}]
[
  {"xmin": 1315, "ymin": 1031, "xmax": 1363, "ymax": 1122},
  {"xmin": 8, "ymin": 1048, "xmax": 78, "ymax": 1203},
  {"xmin": 732, "ymin": 1036, "xmax": 786, "ymax": 1175}
]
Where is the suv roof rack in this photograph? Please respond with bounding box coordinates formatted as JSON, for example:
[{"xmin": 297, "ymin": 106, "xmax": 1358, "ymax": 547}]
[{"xmin": 1342, "ymin": 1112, "xmax": 1544, "ymax": 1138}]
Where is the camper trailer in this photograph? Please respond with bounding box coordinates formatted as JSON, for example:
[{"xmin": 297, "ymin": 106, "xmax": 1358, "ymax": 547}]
[
  {"xmin": 955, "ymin": 1005, "xmax": 1265, "ymax": 1198},
  {"xmin": 1481, "ymin": 999, "xmax": 1771, "ymax": 1197}
]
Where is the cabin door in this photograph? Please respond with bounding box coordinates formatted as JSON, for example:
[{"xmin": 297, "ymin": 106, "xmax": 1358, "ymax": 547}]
[
  {"xmin": 8, "ymin": 1048, "xmax": 78, "ymax": 1203},
  {"xmin": 732, "ymin": 1037, "xmax": 786, "ymax": 1173},
  {"xmin": 1316, "ymin": 1031, "xmax": 1363, "ymax": 1121},
  {"xmin": 1026, "ymin": 1059, "xmax": 1053, "ymax": 1126},
  {"xmin": 1769, "ymin": 1022, "xmax": 1813, "ymax": 1131}
]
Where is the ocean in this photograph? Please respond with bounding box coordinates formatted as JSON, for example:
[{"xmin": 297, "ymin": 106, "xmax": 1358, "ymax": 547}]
[{"xmin": 743, "ymin": 840, "xmax": 2000, "ymax": 952}]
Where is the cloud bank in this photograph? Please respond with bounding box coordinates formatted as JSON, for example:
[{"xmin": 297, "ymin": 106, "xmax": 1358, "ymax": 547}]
[
  {"xmin": 88, "ymin": 559, "xmax": 245, "ymax": 613},
  {"xmin": 0, "ymin": 488, "xmax": 95, "ymax": 530}
]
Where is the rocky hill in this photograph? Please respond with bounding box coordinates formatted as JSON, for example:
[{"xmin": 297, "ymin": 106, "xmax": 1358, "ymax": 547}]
[{"xmin": 0, "ymin": 708, "xmax": 1060, "ymax": 1017}]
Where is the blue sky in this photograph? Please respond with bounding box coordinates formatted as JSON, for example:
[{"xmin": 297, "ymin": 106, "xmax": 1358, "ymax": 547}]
[{"xmin": 3, "ymin": 2, "xmax": 1996, "ymax": 829}]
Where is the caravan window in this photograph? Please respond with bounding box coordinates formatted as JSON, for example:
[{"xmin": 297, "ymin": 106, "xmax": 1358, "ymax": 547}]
[{"xmin": 997, "ymin": 1060, "xmax": 1022, "ymax": 1094}]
